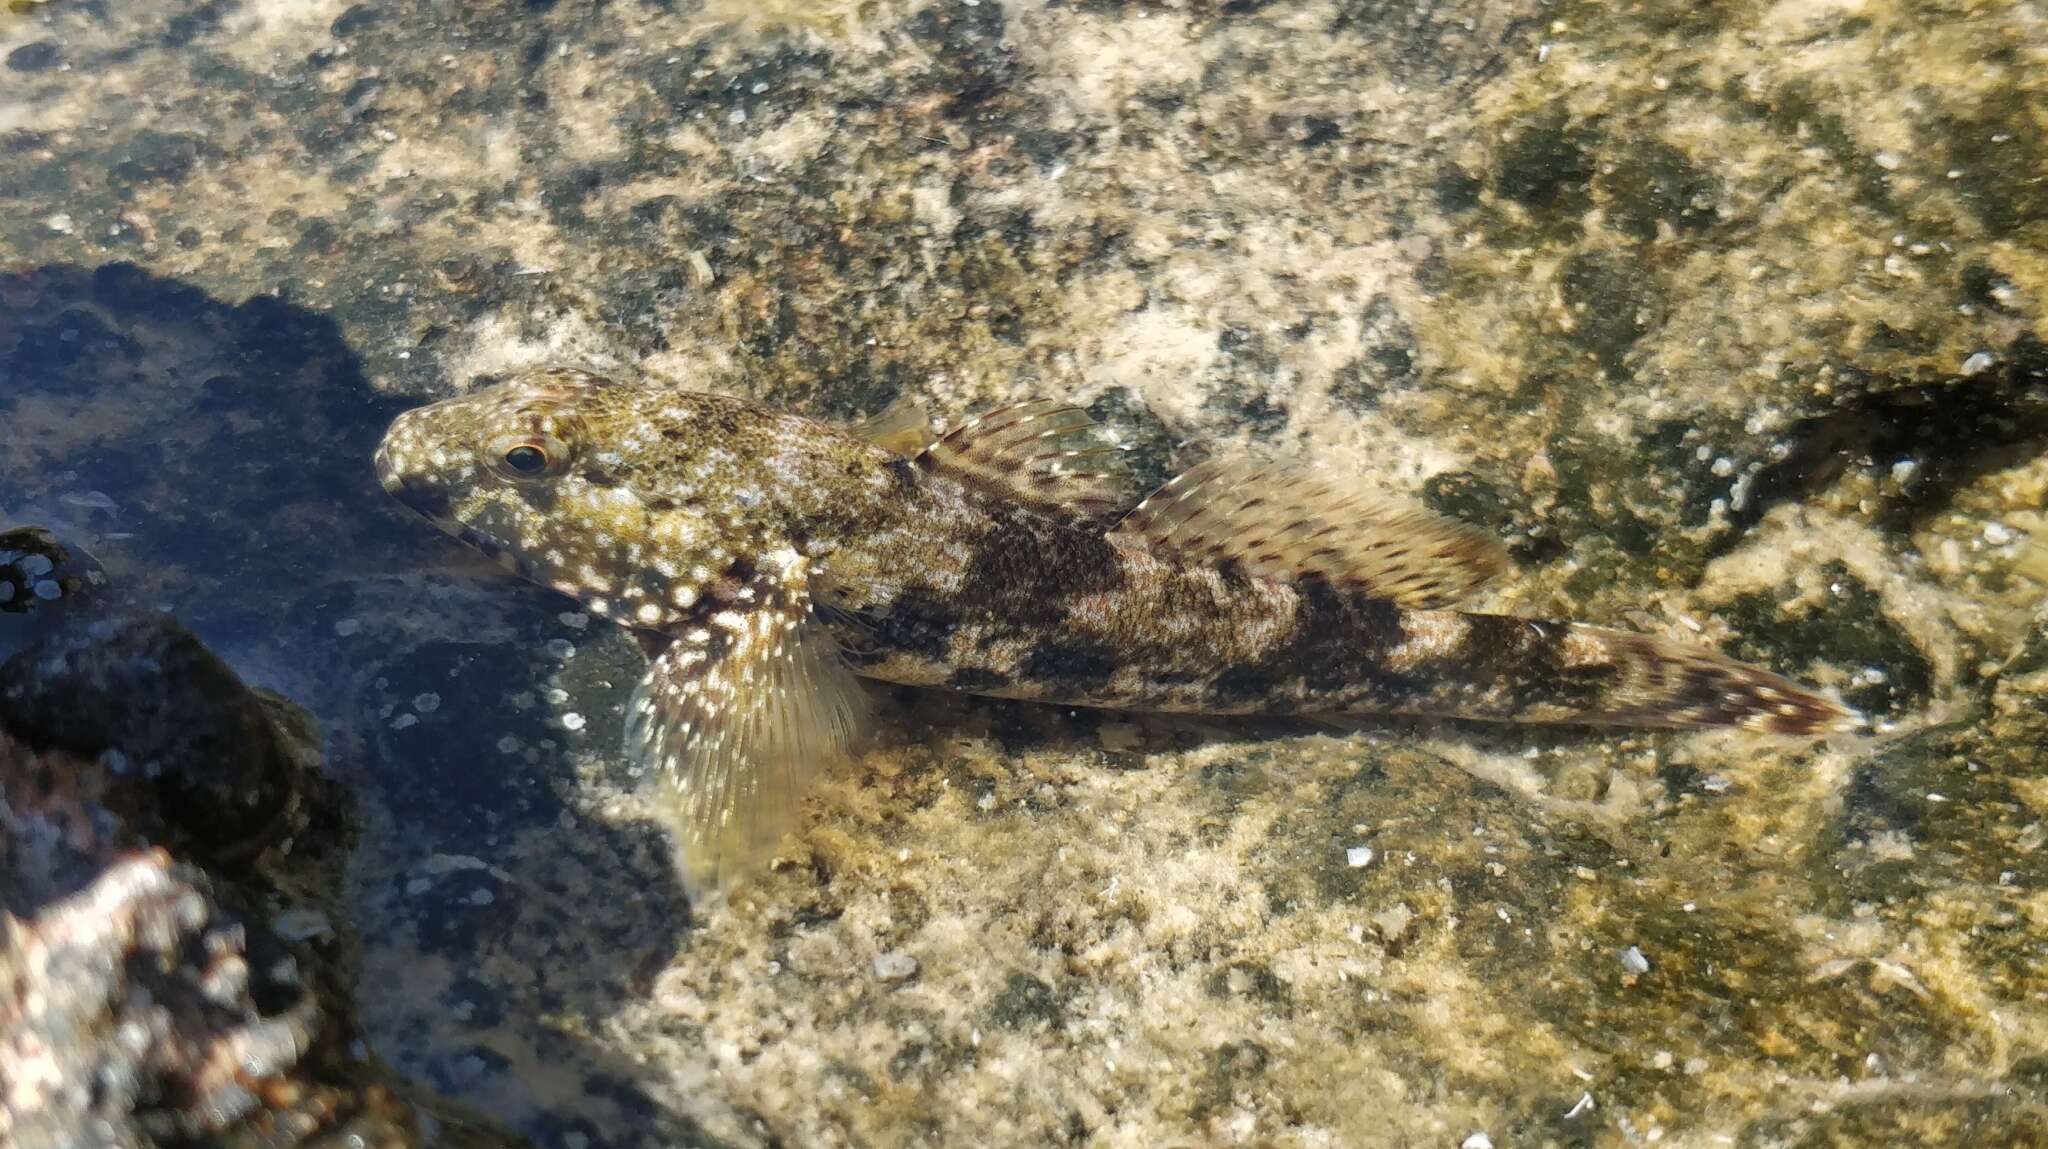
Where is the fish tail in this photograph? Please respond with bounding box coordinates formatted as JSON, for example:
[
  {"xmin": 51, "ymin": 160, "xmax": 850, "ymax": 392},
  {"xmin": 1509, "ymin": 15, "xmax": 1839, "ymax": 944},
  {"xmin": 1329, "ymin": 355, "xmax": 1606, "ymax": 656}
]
[
  {"xmin": 1372, "ymin": 613, "xmax": 1862, "ymax": 736},
  {"xmin": 1550, "ymin": 621, "xmax": 1859, "ymax": 734}
]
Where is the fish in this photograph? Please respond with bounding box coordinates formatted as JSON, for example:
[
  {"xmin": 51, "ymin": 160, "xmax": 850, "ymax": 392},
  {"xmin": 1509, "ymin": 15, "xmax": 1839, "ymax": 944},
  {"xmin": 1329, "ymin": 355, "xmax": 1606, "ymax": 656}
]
[{"xmin": 373, "ymin": 367, "xmax": 1858, "ymax": 902}]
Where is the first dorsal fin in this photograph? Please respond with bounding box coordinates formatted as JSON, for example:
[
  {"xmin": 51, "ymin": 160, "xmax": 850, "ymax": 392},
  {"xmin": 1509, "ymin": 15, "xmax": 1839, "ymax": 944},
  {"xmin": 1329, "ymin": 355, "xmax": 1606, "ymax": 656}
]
[
  {"xmin": 914, "ymin": 399, "xmax": 1132, "ymax": 523},
  {"xmin": 1110, "ymin": 456, "xmax": 1507, "ymax": 608}
]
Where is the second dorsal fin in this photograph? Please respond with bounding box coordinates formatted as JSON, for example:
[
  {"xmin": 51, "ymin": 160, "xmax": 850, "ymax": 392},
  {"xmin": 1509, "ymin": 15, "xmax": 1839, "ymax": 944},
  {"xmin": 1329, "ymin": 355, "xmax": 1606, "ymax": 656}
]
[
  {"xmin": 1110, "ymin": 456, "xmax": 1508, "ymax": 608},
  {"xmin": 914, "ymin": 399, "xmax": 1132, "ymax": 523}
]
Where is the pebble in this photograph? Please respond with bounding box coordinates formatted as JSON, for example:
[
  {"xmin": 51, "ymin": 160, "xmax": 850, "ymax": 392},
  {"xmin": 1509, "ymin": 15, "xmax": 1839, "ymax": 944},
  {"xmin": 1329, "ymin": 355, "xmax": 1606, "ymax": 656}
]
[
  {"xmin": 1462, "ymin": 1134, "xmax": 1494, "ymax": 1149},
  {"xmin": 333, "ymin": 618, "xmax": 362, "ymax": 636},
  {"xmin": 873, "ymin": 952, "xmax": 919, "ymax": 982},
  {"xmin": 7, "ymin": 41, "xmax": 61, "ymax": 72},
  {"xmin": 1345, "ymin": 845, "xmax": 1374, "ymax": 868},
  {"xmin": 561, "ymin": 712, "xmax": 587, "ymax": 732},
  {"xmin": 1619, "ymin": 945, "xmax": 1651, "ymax": 974}
]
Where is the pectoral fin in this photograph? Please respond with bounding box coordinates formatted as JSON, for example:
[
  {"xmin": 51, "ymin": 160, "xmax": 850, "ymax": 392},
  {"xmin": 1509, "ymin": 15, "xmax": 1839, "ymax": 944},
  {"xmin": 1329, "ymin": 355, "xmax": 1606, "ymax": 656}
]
[{"xmin": 626, "ymin": 555, "xmax": 869, "ymax": 904}]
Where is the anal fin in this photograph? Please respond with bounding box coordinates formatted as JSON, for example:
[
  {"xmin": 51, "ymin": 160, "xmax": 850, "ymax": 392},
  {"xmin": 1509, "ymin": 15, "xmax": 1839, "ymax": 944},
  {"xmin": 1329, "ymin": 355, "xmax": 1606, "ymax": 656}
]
[
  {"xmin": 625, "ymin": 552, "xmax": 869, "ymax": 905},
  {"xmin": 914, "ymin": 399, "xmax": 1132, "ymax": 524},
  {"xmin": 1111, "ymin": 456, "xmax": 1507, "ymax": 608}
]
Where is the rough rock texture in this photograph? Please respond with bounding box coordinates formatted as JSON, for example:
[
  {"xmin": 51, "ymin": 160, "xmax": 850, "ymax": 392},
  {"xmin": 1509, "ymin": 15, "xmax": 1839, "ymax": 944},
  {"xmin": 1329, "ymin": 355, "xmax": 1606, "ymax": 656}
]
[
  {"xmin": 0, "ymin": 612, "xmax": 524, "ymax": 1149},
  {"xmin": 2, "ymin": 1, "xmax": 2045, "ymax": 1147}
]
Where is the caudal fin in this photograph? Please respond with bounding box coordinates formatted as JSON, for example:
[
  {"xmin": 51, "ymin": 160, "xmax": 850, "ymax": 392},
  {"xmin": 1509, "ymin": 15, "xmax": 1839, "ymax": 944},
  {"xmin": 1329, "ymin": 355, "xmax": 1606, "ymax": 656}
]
[{"xmin": 1542, "ymin": 621, "xmax": 1861, "ymax": 736}]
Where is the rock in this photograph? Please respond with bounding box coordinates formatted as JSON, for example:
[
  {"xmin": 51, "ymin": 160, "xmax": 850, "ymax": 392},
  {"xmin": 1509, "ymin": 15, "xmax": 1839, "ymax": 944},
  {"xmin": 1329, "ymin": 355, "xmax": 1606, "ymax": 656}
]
[
  {"xmin": 4, "ymin": 40, "xmax": 60, "ymax": 73},
  {"xmin": 1, "ymin": 0, "xmax": 2043, "ymax": 1145},
  {"xmin": 0, "ymin": 615, "xmax": 319, "ymax": 865},
  {"xmin": 0, "ymin": 526, "xmax": 105, "ymax": 648},
  {"xmin": 0, "ymin": 616, "xmax": 528, "ymax": 1149}
]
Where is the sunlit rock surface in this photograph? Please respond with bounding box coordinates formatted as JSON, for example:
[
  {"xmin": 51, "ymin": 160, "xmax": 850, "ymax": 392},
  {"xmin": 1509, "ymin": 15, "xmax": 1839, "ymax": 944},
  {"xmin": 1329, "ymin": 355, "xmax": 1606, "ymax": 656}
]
[{"xmin": 2, "ymin": 1, "xmax": 2043, "ymax": 1145}]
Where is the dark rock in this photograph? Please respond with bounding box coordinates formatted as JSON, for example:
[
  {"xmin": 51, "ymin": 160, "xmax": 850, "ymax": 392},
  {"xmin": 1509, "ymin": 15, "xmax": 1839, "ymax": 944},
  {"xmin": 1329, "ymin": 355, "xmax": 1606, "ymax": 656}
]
[
  {"xmin": 0, "ymin": 614, "xmax": 530, "ymax": 1149},
  {"xmin": 0, "ymin": 615, "xmax": 316, "ymax": 865},
  {"xmin": 5, "ymin": 41, "xmax": 60, "ymax": 73},
  {"xmin": 0, "ymin": 525, "xmax": 104, "ymax": 622}
]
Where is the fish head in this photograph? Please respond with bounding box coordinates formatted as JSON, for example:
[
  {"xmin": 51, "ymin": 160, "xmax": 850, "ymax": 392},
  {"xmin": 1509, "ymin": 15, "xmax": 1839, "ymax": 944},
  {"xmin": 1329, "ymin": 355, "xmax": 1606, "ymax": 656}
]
[{"xmin": 374, "ymin": 368, "xmax": 780, "ymax": 628}]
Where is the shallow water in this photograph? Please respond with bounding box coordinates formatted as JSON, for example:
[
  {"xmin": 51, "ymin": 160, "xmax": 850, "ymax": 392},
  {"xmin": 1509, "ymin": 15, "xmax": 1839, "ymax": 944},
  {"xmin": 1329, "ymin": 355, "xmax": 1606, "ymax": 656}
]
[{"xmin": 3, "ymin": 1, "xmax": 2045, "ymax": 1146}]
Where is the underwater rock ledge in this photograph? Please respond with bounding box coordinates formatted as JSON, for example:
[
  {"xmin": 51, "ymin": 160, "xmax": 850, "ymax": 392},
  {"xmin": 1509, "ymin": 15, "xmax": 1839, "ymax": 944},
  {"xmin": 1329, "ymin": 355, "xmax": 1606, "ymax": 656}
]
[{"xmin": 0, "ymin": 590, "xmax": 528, "ymax": 1149}]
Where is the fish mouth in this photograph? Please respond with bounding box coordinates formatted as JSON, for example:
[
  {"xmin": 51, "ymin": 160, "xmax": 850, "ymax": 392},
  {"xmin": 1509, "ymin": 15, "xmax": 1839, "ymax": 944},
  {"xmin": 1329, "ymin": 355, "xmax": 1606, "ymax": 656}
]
[
  {"xmin": 372, "ymin": 441, "xmax": 406, "ymax": 496},
  {"xmin": 378, "ymin": 465, "xmax": 455, "ymax": 524}
]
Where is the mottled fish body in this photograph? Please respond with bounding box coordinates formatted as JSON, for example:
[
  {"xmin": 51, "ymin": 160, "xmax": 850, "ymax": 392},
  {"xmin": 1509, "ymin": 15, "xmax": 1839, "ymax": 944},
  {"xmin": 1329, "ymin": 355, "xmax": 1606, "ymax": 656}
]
[{"xmin": 375, "ymin": 369, "xmax": 1855, "ymax": 901}]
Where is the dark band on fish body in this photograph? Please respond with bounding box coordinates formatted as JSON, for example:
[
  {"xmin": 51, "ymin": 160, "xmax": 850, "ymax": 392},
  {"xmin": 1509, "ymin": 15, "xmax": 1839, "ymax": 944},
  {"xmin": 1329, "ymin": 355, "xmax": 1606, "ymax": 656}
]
[
  {"xmin": 1018, "ymin": 640, "xmax": 1121, "ymax": 688},
  {"xmin": 947, "ymin": 667, "xmax": 1013, "ymax": 690}
]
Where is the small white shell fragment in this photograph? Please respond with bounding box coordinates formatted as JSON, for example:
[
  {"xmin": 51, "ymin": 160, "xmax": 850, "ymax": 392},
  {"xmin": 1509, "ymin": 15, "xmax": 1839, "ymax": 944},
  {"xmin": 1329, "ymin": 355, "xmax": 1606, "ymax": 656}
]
[
  {"xmin": 562, "ymin": 712, "xmax": 587, "ymax": 732},
  {"xmin": 1960, "ymin": 351, "xmax": 1994, "ymax": 376},
  {"xmin": 1346, "ymin": 845, "xmax": 1374, "ymax": 868},
  {"xmin": 1462, "ymin": 1134, "xmax": 1495, "ymax": 1149},
  {"xmin": 1619, "ymin": 945, "xmax": 1651, "ymax": 974},
  {"xmin": 873, "ymin": 952, "xmax": 919, "ymax": 982}
]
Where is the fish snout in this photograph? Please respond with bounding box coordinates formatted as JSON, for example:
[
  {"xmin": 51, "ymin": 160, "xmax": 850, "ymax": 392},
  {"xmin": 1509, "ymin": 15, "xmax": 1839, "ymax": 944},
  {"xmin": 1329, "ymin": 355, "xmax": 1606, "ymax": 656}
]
[
  {"xmin": 374, "ymin": 414, "xmax": 455, "ymax": 522},
  {"xmin": 384, "ymin": 468, "xmax": 455, "ymax": 524}
]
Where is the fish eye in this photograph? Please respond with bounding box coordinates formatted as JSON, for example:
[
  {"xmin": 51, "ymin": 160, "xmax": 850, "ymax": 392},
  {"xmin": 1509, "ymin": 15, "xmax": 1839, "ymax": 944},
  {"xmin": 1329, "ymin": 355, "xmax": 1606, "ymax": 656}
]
[
  {"xmin": 485, "ymin": 432, "xmax": 572, "ymax": 482},
  {"xmin": 504, "ymin": 444, "xmax": 548, "ymax": 474}
]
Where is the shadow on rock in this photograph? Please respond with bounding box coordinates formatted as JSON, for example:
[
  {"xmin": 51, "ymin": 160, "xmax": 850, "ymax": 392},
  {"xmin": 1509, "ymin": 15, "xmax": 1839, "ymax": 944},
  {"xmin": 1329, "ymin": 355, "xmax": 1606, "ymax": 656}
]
[{"xmin": 0, "ymin": 265, "xmax": 704, "ymax": 1147}]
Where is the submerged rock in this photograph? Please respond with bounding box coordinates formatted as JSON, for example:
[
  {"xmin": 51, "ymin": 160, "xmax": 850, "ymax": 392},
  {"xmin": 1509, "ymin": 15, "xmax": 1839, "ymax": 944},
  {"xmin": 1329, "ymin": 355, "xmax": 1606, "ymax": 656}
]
[
  {"xmin": 0, "ymin": 613, "xmax": 527, "ymax": 1149},
  {"xmin": 0, "ymin": 526, "xmax": 105, "ymax": 651},
  {"xmin": 0, "ymin": 0, "xmax": 2042, "ymax": 1145}
]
